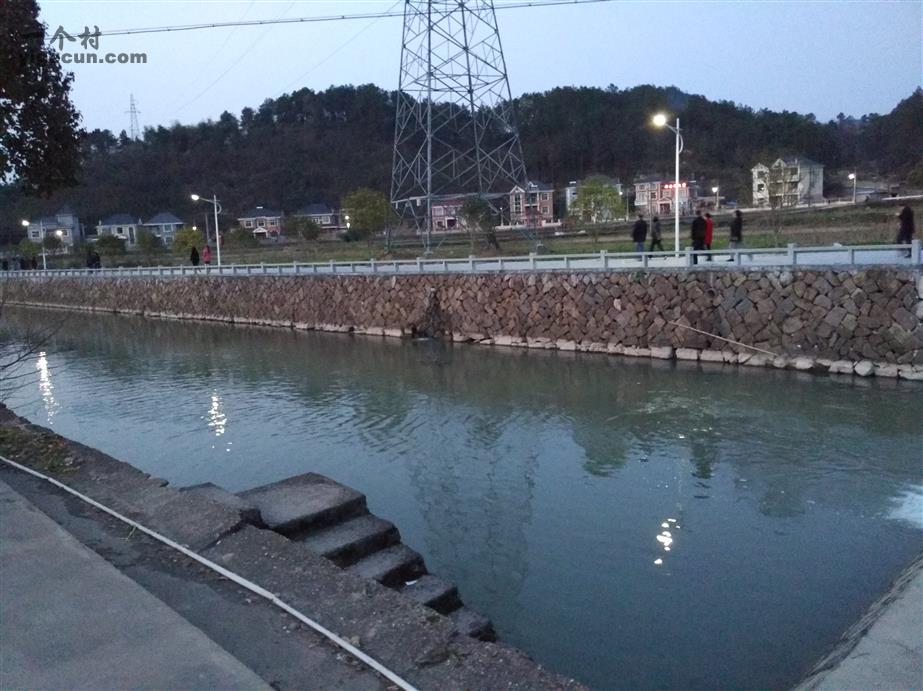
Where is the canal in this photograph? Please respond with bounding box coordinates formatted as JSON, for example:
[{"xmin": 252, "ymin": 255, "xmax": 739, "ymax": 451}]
[{"xmin": 2, "ymin": 307, "xmax": 921, "ymax": 690}]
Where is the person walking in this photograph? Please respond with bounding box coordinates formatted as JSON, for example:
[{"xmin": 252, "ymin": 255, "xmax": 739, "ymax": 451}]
[
  {"xmin": 896, "ymin": 205, "xmax": 915, "ymax": 258},
  {"xmin": 190, "ymin": 246, "xmax": 200, "ymax": 266},
  {"xmin": 649, "ymin": 215, "xmax": 664, "ymax": 252},
  {"xmin": 690, "ymin": 209, "xmax": 706, "ymax": 265},
  {"xmin": 728, "ymin": 209, "xmax": 744, "ymax": 259},
  {"xmin": 632, "ymin": 213, "xmax": 648, "ymax": 254},
  {"xmin": 704, "ymin": 212, "xmax": 714, "ymax": 261},
  {"xmin": 202, "ymin": 245, "xmax": 212, "ymax": 265}
]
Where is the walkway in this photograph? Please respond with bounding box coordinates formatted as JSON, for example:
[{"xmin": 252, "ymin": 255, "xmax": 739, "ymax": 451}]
[{"xmin": 0, "ymin": 478, "xmax": 270, "ymax": 690}]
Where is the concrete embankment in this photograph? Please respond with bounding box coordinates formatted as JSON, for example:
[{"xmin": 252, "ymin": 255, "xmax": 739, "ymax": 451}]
[
  {"xmin": 0, "ymin": 405, "xmax": 583, "ymax": 690},
  {"xmin": 3, "ymin": 266, "xmax": 921, "ymax": 379},
  {"xmin": 794, "ymin": 555, "xmax": 923, "ymax": 690}
]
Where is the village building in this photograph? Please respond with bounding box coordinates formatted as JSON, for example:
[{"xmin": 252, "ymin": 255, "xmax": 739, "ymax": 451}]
[
  {"xmin": 509, "ymin": 181, "xmax": 554, "ymax": 225},
  {"xmin": 752, "ymin": 157, "xmax": 825, "ymax": 208},
  {"xmin": 633, "ymin": 176, "xmax": 700, "ymax": 217},
  {"xmin": 237, "ymin": 207, "xmax": 284, "ymax": 238}
]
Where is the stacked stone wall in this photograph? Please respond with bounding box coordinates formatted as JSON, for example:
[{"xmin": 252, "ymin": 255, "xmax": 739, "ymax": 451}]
[{"xmin": 3, "ymin": 267, "xmax": 921, "ymax": 378}]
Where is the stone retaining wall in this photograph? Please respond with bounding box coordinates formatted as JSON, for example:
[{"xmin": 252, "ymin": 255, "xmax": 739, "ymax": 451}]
[{"xmin": 3, "ymin": 267, "xmax": 922, "ymax": 379}]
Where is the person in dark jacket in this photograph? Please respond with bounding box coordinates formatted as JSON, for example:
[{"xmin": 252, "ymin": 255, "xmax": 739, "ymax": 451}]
[
  {"xmin": 631, "ymin": 213, "xmax": 648, "ymax": 253},
  {"xmin": 896, "ymin": 205, "xmax": 915, "ymax": 258},
  {"xmin": 690, "ymin": 209, "xmax": 706, "ymax": 264},
  {"xmin": 649, "ymin": 215, "xmax": 664, "ymax": 252},
  {"xmin": 727, "ymin": 209, "xmax": 743, "ymax": 260},
  {"xmin": 190, "ymin": 246, "xmax": 200, "ymax": 266}
]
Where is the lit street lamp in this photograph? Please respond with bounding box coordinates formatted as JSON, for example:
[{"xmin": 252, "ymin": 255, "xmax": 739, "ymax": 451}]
[
  {"xmin": 711, "ymin": 186, "xmax": 719, "ymax": 211},
  {"xmin": 345, "ymin": 214, "xmax": 351, "ymax": 231},
  {"xmin": 848, "ymin": 172, "xmax": 857, "ymax": 204},
  {"xmin": 652, "ymin": 113, "xmax": 684, "ymax": 255},
  {"xmin": 191, "ymin": 194, "xmax": 222, "ymax": 266}
]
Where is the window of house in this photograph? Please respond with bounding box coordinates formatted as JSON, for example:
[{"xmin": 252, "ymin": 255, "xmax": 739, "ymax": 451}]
[
  {"xmin": 257, "ymin": 219, "xmax": 266, "ymax": 227},
  {"xmin": 322, "ymin": 216, "xmax": 330, "ymax": 224},
  {"xmin": 541, "ymin": 193, "xmax": 549, "ymax": 200},
  {"xmin": 757, "ymin": 183, "xmax": 765, "ymax": 192},
  {"xmin": 541, "ymin": 206, "xmax": 549, "ymax": 214},
  {"xmin": 269, "ymin": 219, "xmax": 278, "ymax": 227},
  {"xmin": 245, "ymin": 220, "xmax": 253, "ymax": 228}
]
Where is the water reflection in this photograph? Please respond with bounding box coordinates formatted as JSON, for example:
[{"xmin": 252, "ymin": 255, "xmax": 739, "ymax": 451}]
[
  {"xmin": 2, "ymin": 307, "xmax": 921, "ymax": 691},
  {"xmin": 35, "ymin": 352, "xmax": 59, "ymax": 424}
]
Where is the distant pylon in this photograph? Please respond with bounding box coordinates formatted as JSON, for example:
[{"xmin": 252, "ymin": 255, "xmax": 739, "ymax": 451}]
[
  {"xmin": 127, "ymin": 94, "xmax": 141, "ymax": 140},
  {"xmin": 390, "ymin": 0, "xmax": 528, "ymax": 251}
]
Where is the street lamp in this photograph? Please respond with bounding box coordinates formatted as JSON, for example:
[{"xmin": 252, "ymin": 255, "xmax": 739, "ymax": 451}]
[
  {"xmin": 345, "ymin": 214, "xmax": 351, "ymax": 231},
  {"xmin": 848, "ymin": 172, "xmax": 857, "ymax": 204},
  {"xmin": 711, "ymin": 186, "xmax": 719, "ymax": 211},
  {"xmin": 652, "ymin": 112, "xmax": 684, "ymax": 255},
  {"xmin": 191, "ymin": 194, "xmax": 222, "ymax": 266}
]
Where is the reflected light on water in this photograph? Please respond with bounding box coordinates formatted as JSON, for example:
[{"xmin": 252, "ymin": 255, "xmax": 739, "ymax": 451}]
[
  {"xmin": 36, "ymin": 352, "xmax": 59, "ymax": 423},
  {"xmin": 654, "ymin": 517, "xmax": 682, "ymax": 564},
  {"xmin": 207, "ymin": 391, "xmax": 227, "ymax": 437}
]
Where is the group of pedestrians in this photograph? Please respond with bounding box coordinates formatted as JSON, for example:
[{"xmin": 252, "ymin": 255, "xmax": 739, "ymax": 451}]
[
  {"xmin": 189, "ymin": 245, "xmax": 212, "ymax": 266},
  {"xmin": 632, "ymin": 209, "xmax": 745, "ymax": 263},
  {"xmin": 0, "ymin": 256, "xmax": 38, "ymax": 271}
]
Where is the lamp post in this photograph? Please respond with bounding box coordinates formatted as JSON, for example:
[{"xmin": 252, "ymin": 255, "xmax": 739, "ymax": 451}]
[
  {"xmin": 652, "ymin": 113, "xmax": 684, "ymax": 255},
  {"xmin": 345, "ymin": 214, "xmax": 351, "ymax": 232},
  {"xmin": 191, "ymin": 194, "xmax": 222, "ymax": 266},
  {"xmin": 848, "ymin": 172, "xmax": 857, "ymax": 204},
  {"xmin": 711, "ymin": 186, "xmax": 719, "ymax": 211}
]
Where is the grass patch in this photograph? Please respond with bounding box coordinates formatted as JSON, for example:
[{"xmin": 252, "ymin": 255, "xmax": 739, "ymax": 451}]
[{"xmin": 0, "ymin": 425, "xmax": 80, "ymax": 474}]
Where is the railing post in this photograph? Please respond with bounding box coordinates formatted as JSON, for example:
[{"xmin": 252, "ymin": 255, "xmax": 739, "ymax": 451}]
[
  {"xmin": 371, "ymin": 259, "xmax": 377, "ymax": 274},
  {"xmin": 787, "ymin": 243, "xmax": 796, "ymax": 266},
  {"xmin": 564, "ymin": 255, "xmax": 570, "ymax": 270},
  {"xmin": 642, "ymin": 252, "xmax": 649, "ymax": 269},
  {"xmin": 416, "ymin": 258, "xmax": 422, "ymax": 272},
  {"xmin": 911, "ymin": 238, "xmax": 921, "ymax": 264},
  {"xmin": 734, "ymin": 249, "xmax": 742, "ymax": 267},
  {"xmin": 685, "ymin": 247, "xmax": 693, "ymax": 268},
  {"xmin": 496, "ymin": 258, "xmax": 503, "ymax": 271},
  {"xmin": 600, "ymin": 249, "xmax": 608, "ymax": 270},
  {"xmin": 847, "ymin": 247, "xmax": 856, "ymax": 265},
  {"xmin": 529, "ymin": 252, "xmax": 536, "ymax": 270},
  {"xmin": 469, "ymin": 255, "xmax": 476, "ymax": 272}
]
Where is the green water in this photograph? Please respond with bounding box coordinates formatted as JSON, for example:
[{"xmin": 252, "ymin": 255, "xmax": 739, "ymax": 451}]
[{"xmin": 2, "ymin": 307, "xmax": 921, "ymax": 689}]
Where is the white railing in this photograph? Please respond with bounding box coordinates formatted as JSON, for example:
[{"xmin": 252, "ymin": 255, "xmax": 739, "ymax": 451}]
[{"xmin": 1, "ymin": 241, "xmax": 919, "ymax": 280}]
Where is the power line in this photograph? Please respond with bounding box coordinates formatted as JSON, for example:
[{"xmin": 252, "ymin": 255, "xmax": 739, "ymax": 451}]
[{"xmin": 99, "ymin": 0, "xmax": 616, "ymax": 37}]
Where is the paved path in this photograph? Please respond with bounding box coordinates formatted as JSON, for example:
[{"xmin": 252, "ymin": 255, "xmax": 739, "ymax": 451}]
[{"xmin": 0, "ymin": 479, "xmax": 271, "ymax": 690}]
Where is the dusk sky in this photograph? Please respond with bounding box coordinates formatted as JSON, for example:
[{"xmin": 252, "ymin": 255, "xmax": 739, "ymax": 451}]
[{"xmin": 38, "ymin": 0, "xmax": 923, "ymax": 134}]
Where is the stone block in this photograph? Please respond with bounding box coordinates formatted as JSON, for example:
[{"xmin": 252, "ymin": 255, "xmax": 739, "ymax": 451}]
[
  {"xmin": 556, "ymin": 340, "xmax": 578, "ymax": 351},
  {"xmin": 772, "ymin": 357, "xmax": 789, "ymax": 369},
  {"xmin": 649, "ymin": 346, "xmax": 674, "ymax": 360},
  {"xmin": 874, "ymin": 364, "xmax": 899, "ymax": 378},
  {"xmin": 675, "ymin": 348, "xmax": 699, "ymax": 361},
  {"xmin": 898, "ymin": 366, "xmax": 923, "ymax": 381},
  {"xmin": 853, "ymin": 360, "xmax": 875, "ymax": 377},
  {"xmin": 699, "ymin": 350, "xmax": 725, "ymax": 363},
  {"xmin": 792, "ymin": 357, "xmax": 814, "ymax": 371}
]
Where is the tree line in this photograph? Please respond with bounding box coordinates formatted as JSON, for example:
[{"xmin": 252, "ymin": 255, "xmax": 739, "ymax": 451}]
[{"xmin": 2, "ymin": 82, "xmax": 920, "ymax": 239}]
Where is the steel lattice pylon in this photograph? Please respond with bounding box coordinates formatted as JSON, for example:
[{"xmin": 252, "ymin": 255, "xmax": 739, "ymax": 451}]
[{"xmin": 390, "ymin": 0, "xmax": 528, "ymax": 250}]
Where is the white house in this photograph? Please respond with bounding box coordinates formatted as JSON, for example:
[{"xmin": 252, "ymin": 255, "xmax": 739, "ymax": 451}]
[
  {"xmin": 24, "ymin": 206, "xmax": 82, "ymax": 250},
  {"xmin": 752, "ymin": 157, "xmax": 825, "ymax": 208},
  {"xmin": 509, "ymin": 181, "xmax": 554, "ymax": 225},
  {"xmin": 96, "ymin": 213, "xmax": 141, "ymax": 247},
  {"xmin": 142, "ymin": 212, "xmax": 184, "ymax": 248},
  {"xmin": 633, "ymin": 176, "xmax": 700, "ymax": 217},
  {"xmin": 292, "ymin": 203, "xmax": 341, "ymax": 233}
]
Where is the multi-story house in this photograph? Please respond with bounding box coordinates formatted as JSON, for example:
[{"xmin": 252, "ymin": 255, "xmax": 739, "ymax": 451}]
[
  {"xmin": 293, "ymin": 203, "xmax": 341, "ymax": 232},
  {"xmin": 509, "ymin": 181, "xmax": 554, "ymax": 225},
  {"xmin": 96, "ymin": 213, "xmax": 141, "ymax": 247},
  {"xmin": 752, "ymin": 157, "xmax": 825, "ymax": 208},
  {"xmin": 431, "ymin": 197, "xmax": 468, "ymax": 232},
  {"xmin": 633, "ymin": 176, "xmax": 699, "ymax": 217},
  {"xmin": 238, "ymin": 207, "xmax": 284, "ymax": 238},
  {"xmin": 142, "ymin": 212, "xmax": 185, "ymax": 248},
  {"xmin": 24, "ymin": 206, "xmax": 83, "ymax": 250}
]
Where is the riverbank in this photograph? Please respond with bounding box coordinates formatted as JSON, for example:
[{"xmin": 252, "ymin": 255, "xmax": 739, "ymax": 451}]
[
  {"xmin": 0, "ymin": 405, "xmax": 582, "ymax": 690},
  {"xmin": 3, "ymin": 266, "xmax": 921, "ymax": 379}
]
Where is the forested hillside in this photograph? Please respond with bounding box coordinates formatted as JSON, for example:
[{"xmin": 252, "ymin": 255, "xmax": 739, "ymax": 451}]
[{"xmin": 2, "ymin": 84, "xmax": 920, "ymax": 234}]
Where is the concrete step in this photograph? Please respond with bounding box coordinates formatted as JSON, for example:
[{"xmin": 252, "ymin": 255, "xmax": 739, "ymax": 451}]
[
  {"xmin": 450, "ymin": 607, "xmax": 496, "ymax": 642},
  {"xmin": 400, "ymin": 574, "xmax": 461, "ymax": 615},
  {"xmin": 348, "ymin": 544, "xmax": 425, "ymax": 588},
  {"xmin": 182, "ymin": 482, "xmax": 263, "ymax": 526},
  {"xmin": 239, "ymin": 473, "xmax": 367, "ymax": 536},
  {"xmin": 297, "ymin": 515, "xmax": 400, "ymax": 566}
]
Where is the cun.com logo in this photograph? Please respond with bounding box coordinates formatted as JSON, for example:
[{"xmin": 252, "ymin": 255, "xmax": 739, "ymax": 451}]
[{"xmin": 49, "ymin": 25, "xmax": 147, "ymax": 65}]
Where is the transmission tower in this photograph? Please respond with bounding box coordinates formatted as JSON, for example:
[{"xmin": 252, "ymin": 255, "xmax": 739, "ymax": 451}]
[
  {"xmin": 126, "ymin": 94, "xmax": 141, "ymax": 140},
  {"xmin": 391, "ymin": 0, "xmax": 528, "ymax": 251}
]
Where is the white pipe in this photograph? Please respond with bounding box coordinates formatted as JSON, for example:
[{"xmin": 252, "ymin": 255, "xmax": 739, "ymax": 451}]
[{"xmin": 0, "ymin": 454, "xmax": 420, "ymax": 691}]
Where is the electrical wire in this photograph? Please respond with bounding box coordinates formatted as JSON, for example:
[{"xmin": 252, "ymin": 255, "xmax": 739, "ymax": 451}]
[
  {"xmin": 0, "ymin": 453, "xmax": 421, "ymax": 691},
  {"xmin": 99, "ymin": 0, "xmax": 616, "ymax": 37}
]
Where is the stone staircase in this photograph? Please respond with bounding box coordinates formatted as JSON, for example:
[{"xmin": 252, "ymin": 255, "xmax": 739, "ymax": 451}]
[{"xmin": 186, "ymin": 473, "xmax": 494, "ymax": 640}]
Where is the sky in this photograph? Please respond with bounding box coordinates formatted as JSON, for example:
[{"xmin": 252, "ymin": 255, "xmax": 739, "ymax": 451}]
[{"xmin": 37, "ymin": 0, "xmax": 923, "ymax": 134}]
